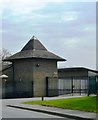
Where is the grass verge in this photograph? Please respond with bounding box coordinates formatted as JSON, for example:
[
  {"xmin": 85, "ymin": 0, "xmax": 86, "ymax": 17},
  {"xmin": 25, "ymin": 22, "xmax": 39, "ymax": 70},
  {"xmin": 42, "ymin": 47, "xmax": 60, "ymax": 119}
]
[{"xmin": 22, "ymin": 96, "xmax": 97, "ymax": 113}]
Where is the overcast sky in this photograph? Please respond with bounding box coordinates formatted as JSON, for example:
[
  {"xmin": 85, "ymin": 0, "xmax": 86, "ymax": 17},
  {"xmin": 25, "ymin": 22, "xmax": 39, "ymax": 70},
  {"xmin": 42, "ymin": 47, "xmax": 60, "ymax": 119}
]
[{"xmin": 1, "ymin": 0, "xmax": 97, "ymax": 69}]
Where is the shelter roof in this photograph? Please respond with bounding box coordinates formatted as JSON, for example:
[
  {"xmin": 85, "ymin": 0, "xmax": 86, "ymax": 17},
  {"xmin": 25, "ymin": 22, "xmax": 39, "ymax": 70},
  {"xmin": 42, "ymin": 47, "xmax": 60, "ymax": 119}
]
[
  {"xmin": 58, "ymin": 67, "xmax": 98, "ymax": 73},
  {"xmin": 4, "ymin": 36, "xmax": 66, "ymax": 61}
]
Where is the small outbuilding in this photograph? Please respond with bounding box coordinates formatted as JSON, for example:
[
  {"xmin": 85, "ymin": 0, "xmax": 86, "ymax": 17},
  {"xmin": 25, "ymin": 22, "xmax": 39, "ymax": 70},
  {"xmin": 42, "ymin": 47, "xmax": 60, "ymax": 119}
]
[
  {"xmin": 58, "ymin": 67, "xmax": 98, "ymax": 96},
  {"xmin": 2, "ymin": 36, "xmax": 65, "ymax": 98}
]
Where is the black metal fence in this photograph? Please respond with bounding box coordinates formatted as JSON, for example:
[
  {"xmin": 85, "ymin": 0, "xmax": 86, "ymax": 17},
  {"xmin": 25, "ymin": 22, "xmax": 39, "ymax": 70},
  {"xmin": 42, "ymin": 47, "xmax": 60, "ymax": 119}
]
[
  {"xmin": 2, "ymin": 81, "xmax": 33, "ymax": 98},
  {"xmin": 46, "ymin": 76, "xmax": 97, "ymax": 97},
  {"xmin": 2, "ymin": 75, "xmax": 98, "ymax": 98}
]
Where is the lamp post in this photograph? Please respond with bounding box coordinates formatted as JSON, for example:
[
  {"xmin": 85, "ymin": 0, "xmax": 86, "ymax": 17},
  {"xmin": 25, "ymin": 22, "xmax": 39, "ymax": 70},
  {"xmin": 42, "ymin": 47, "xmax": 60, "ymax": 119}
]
[
  {"xmin": 0, "ymin": 74, "xmax": 8, "ymax": 98},
  {"xmin": 0, "ymin": 74, "xmax": 8, "ymax": 79}
]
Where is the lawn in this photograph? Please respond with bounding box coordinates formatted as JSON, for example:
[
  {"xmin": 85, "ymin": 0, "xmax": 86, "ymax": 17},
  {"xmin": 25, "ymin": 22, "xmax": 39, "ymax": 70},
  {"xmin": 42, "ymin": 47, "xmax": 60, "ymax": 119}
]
[{"xmin": 22, "ymin": 96, "xmax": 97, "ymax": 113}]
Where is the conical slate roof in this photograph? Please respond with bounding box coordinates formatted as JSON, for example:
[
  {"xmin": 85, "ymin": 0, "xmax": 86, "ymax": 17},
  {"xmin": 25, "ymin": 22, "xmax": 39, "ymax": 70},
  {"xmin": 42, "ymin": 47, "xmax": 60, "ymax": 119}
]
[
  {"xmin": 21, "ymin": 36, "xmax": 47, "ymax": 51},
  {"xmin": 4, "ymin": 36, "xmax": 66, "ymax": 61}
]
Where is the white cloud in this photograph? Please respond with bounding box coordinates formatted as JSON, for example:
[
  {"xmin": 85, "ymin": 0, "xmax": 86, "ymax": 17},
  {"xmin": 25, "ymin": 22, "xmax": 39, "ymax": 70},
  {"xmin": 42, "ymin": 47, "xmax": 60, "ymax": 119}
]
[
  {"xmin": 1, "ymin": 0, "xmax": 97, "ymax": 16},
  {"xmin": 65, "ymin": 38, "xmax": 80, "ymax": 48},
  {"xmin": 84, "ymin": 27, "xmax": 91, "ymax": 31},
  {"xmin": 1, "ymin": 0, "xmax": 46, "ymax": 16},
  {"xmin": 83, "ymin": 25, "xmax": 96, "ymax": 32},
  {"xmin": 0, "ymin": 0, "xmax": 68, "ymax": 16},
  {"xmin": 61, "ymin": 11, "xmax": 78, "ymax": 22}
]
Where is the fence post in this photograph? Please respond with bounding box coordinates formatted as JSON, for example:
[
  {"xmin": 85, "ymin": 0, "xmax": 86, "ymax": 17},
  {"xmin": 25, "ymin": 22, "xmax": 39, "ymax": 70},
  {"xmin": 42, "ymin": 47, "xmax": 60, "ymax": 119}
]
[
  {"xmin": 97, "ymin": 75, "xmax": 98, "ymax": 97},
  {"xmin": 71, "ymin": 77, "xmax": 73, "ymax": 96},
  {"xmin": 46, "ymin": 77, "xmax": 48, "ymax": 97},
  {"xmin": 87, "ymin": 77, "xmax": 90, "ymax": 96}
]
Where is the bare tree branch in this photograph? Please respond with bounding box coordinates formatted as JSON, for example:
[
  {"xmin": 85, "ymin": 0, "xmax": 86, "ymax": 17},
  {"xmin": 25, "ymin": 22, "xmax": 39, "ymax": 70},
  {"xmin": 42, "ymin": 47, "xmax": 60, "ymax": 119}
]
[
  {"xmin": 0, "ymin": 48, "xmax": 11, "ymax": 66},
  {"xmin": 0, "ymin": 48, "xmax": 11, "ymax": 60}
]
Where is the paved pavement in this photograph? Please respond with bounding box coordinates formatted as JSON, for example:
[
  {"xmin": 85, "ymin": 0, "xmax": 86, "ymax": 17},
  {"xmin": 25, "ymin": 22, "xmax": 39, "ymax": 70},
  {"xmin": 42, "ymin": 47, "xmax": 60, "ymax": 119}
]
[{"xmin": 1, "ymin": 95, "xmax": 98, "ymax": 120}]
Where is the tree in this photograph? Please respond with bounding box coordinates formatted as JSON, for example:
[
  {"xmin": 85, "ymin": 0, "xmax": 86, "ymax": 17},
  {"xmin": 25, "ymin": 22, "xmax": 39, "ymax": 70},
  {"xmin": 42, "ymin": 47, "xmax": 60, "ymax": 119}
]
[
  {"xmin": 0, "ymin": 48, "xmax": 11, "ymax": 65},
  {"xmin": 0, "ymin": 48, "xmax": 11, "ymax": 60}
]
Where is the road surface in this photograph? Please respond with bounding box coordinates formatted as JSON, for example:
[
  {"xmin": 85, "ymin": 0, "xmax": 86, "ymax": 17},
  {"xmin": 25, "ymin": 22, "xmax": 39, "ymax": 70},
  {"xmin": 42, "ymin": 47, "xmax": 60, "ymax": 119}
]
[{"xmin": 1, "ymin": 98, "xmax": 75, "ymax": 119}]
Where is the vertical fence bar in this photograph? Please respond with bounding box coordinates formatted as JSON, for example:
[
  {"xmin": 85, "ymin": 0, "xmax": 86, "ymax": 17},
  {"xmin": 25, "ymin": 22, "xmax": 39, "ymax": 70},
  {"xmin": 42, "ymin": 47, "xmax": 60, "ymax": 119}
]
[
  {"xmin": 80, "ymin": 80, "xmax": 81, "ymax": 95},
  {"xmin": 32, "ymin": 81, "xmax": 33, "ymax": 97}
]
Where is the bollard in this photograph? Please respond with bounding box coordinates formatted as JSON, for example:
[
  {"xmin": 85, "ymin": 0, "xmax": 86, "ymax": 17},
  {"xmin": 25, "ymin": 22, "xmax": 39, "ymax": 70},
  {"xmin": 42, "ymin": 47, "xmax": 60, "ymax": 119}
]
[{"xmin": 42, "ymin": 96, "xmax": 44, "ymax": 101}]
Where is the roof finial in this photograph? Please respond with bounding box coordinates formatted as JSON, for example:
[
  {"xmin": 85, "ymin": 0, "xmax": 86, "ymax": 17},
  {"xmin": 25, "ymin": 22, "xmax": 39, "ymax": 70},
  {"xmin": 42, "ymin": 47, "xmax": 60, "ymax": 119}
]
[{"xmin": 32, "ymin": 36, "xmax": 37, "ymax": 40}]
